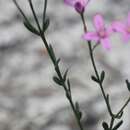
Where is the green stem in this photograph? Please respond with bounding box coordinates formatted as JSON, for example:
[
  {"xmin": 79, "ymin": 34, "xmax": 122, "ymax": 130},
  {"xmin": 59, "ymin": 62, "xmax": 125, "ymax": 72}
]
[
  {"xmin": 40, "ymin": 34, "xmax": 84, "ymax": 130},
  {"xmin": 115, "ymin": 96, "xmax": 130, "ymax": 117},
  {"xmin": 80, "ymin": 13, "xmax": 130, "ymax": 130},
  {"xmin": 109, "ymin": 117, "xmax": 115, "ymax": 130},
  {"xmin": 66, "ymin": 92, "xmax": 84, "ymax": 130},
  {"xmin": 80, "ymin": 13, "xmax": 87, "ymax": 32},
  {"xmin": 43, "ymin": 0, "xmax": 48, "ymax": 26},
  {"xmin": 26, "ymin": 2, "xmax": 84, "ymax": 129},
  {"xmin": 28, "ymin": 0, "xmax": 42, "ymax": 33},
  {"xmin": 12, "ymin": 0, "xmax": 30, "ymax": 23},
  {"xmin": 80, "ymin": 14, "xmax": 113, "ymax": 117},
  {"xmin": 41, "ymin": 35, "xmax": 84, "ymax": 130},
  {"xmin": 88, "ymin": 41, "xmax": 114, "ymax": 117}
]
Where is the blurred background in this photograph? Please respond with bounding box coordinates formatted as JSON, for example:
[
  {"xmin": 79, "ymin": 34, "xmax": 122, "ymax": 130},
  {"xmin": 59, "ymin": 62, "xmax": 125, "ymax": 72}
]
[{"xmin": 0, "ymin": 0, "xmax": 130, "ymax": 130}]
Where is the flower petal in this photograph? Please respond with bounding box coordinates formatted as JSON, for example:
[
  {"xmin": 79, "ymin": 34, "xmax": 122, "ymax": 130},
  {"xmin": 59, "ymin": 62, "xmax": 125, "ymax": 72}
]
[
  {"xmin": 83, "ymin": 32, "xmax": 99, "ymax": 42},
  {"xmin": 127, "ymin": 12, "xmax": 130, "ymax": 26},
  {"xmin": 101, "ymin": 38, "xmax": 111, "ymax": 50},
  {"xmin": 112, "ymin": 21, "xmax": 126, "ymax": 33},
  {"xmin": 64, "ymin": 0, "xmax": 75, "ymax": 6},
  {"xmin": 80, "ymin": 0, "xmax": 89, "ymax": 5},
  {"xmin": 64, "ymin": 0, "xmax": 88, "ymax": 6},
  {"xmin": 93, "ymin": 14, "xmax": 105, "ymax": 31}
]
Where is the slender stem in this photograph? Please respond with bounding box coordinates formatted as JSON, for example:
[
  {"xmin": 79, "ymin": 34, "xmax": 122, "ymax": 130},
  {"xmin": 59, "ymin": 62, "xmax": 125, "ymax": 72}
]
[
  {"xmin": 80, "ymin": 14, "xmax": 113, "ymax": 117},
  {"xmin": 66, "ymin": 91, "xmax": 84, "ymax": 130},
  {"xmin": 41, "ymin": 35, "xmax": 55, "ymax": 62},
  {"xmin": 80, "ymin": 13, "xmax": 87, "ymax": 32},
  {"xmin": 41, "ymin": 35, "xmax": 84, "ymax": 130},
  {"xmin": 80, "ymin": 13, "xmax": 130, "ymax": 130},
  {"xmin": 43, "ymin": 0, "xmax": 48, "ymax": 26},
  {"xmin": 115, "ymin": 96, "xmax": 130, "ymax": 117},
  {"xmin": 12, "ymin": 0, "xmax": 29, "ymax": 23},
  {"xmin": 40, "ymin": 35, "xmax": 63, "ymax": 80},
  {"xmin": 89, "ymin": 41, "xmax": 114, "ymax": 117},
  {"xmin": 40, "ymin": 34, "xmax": 84, "ymax": 130},
  {"xmin": 28, "ymin": 0, "xmax": 42, "ymax": 33},
  {"xmin": 92, "ymin": 43, "xmax": 99, "ymax": 52},
  {"xmin": 25, "ymin": 2, "xmax": 84, "ymax": 129},
  {"xmin": 109, "ymin": 117, "xmax": 115, "ymax": 130}
]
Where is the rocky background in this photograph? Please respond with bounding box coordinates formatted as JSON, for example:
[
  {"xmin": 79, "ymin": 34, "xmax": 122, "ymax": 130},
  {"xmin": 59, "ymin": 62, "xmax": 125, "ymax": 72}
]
[{"xmin": 0, "ymin": 0, "xmax": 130, "ymax": 130}]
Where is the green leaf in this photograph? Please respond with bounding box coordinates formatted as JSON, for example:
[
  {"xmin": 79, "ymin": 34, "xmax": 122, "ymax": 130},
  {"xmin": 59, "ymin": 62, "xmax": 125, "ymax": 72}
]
[
  {"xmin": 112, "ymin": 120, "xmax": 123, "ymax": 130},
  {"xmin": 43, "ymin": 18, "xmax": 50, "ymax": 32},
  {"xmin": 102, "ymin": 122, "xmax": 109, "ymax": 130},
  {"xmin": 63, "ymin": 69, "xmax": 69, "ymax": 82},
  {"xmin": 126, "ymin": 79, "xmax": 130, "ymax": 92},
  {"xmin": 91, "ymin": 75, "xmax": 99, "ymax": 83},
  {"xmin": 24, "ymin": 21, "xmax": 40, "ymax": 35},
  {"xmin": 13, "ymin": 0, "xmax": 29, "ymax": 22},
  {"xmin": 100, "ymin": 70, "xmax": 105, "ymax": 83},
  {"xmin": 56, "ymin": 58, "xmax": 60, "ymax": 65},
  {"xmin": 53, "ymin": 76, "xmax": 62, "ymax": 86},
  {"xmin": 75, "ymin": 102, "xmax": 82, "ymax": 119},
  {"xmin": 67, "ymin": 79, "xmax": 71, "ymax": 92},
  {"xmin": 78, "ymin": 111, "xmax": 82, "ymax": 120}
]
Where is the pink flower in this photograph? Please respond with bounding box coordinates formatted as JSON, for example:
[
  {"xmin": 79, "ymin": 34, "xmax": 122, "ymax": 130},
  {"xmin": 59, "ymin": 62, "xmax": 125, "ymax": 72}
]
[
  {"xmin": 64, "ymin": 0, "xmax": 89, "ymax": 13},
  {"xmin": 83, "ymin": 14, "xmax": 112, "ymax": 50},
  {"xmin": 112, "ymin": 12, "xmax": 130, "ymax": 43}
]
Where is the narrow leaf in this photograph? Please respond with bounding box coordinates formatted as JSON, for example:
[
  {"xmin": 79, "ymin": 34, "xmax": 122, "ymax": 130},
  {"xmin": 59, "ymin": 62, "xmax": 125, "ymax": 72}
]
[
  {"xmin": 102, "ymin": 122, "xmax": 109, "ymax": 130},
  {"xmin": 56, "ymin": 58, "xmax": 60, "ymax": 65},
  {"xmin": 67, "ymin": 79, "xmax": 71, "ymax": 93},
  {"xmin": 24, "ymin": 21, "xmax": 40, "ymax": 35},
  {"xmin": 43, "ymin": 18, "xmax": 50, "ymax": 32},
  {"xmin": 91, "ymin": 75, "xmax": 99, "ymax": 83},
  {"xmin": 100, "ymin": 70, "xmax": 105, "ymax": 83},
  {"xmin": 112, "ymin": 120, "xmax": 123, "ymax": 130},
  {"xmin": 126, "ymin": 79, "xmax": 130, "ymax": 92},
  {"xmin": 63, "ymin": 69, "xmax": 69, "ymax": 82},
  {"xmin": 53, "ymin": 76, "xmax": 62, "ymax": 86},
  {"xmin": 78, "ymin": 111, "xmax": 82, "ymax": 120},
  {"xmin": 75, "ymin": 102, "xmax": 82, "ymax": 119}
]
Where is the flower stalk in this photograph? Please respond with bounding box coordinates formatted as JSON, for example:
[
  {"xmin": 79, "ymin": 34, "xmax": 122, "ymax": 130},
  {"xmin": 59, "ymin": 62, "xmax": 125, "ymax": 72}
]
[
  {"xmin": 12, "ymin": 0, "xmax": 84, "ymax": 130},
  {"xmin": 80, "ymin": 13, "xmax": 130, "ymax": 130}
]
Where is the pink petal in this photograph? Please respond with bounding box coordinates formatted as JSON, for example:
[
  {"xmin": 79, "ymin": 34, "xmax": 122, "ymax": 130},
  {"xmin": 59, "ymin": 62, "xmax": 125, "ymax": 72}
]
[
  {"xmin": 127, "ymin": 11, "xmax": 130, "ymax": 26},
  {"xmin": 64, "ymin": 0, "xmax": 75, "ymax": 6},
  {"xmin": 80, "ymin": 0, "xmax": 88, "ymax": 5},
  {"xmin": 112, "ymin": 21, "xmax": 126, "ymax": 33},
  {"xmin": 101, "ymin": 38, "xmax": 111, "ymax": 50},
  {"xmin": 83, "ymin": 32, "xmax": 99, "ymax": 42},
  {"xmin": 93, "ymin": 14, "xmax": 105, "ymax": 31},
  {"xmin": 64, "ymin": 0, "xmax": 88, "ymax": 6}
]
